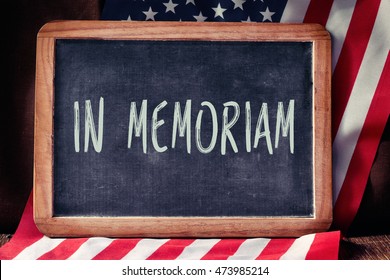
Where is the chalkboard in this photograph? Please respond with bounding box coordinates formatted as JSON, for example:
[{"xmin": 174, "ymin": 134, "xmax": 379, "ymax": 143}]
[{"xmin": 34, "ymin": 21, "xmax": 332, "ymax": 237}]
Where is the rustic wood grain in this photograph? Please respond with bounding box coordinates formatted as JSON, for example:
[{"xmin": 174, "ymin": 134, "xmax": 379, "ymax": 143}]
[
  {"xmin": 37, "ymin": 21, "xmax": 330, "ymax": 41},
  {"xmin": 339, "ymin": 234, "xmax": 390, "ymax": 260},
  {"xmin": 0, "ymin": 234, "xmax": 12, "ymax": 248}
]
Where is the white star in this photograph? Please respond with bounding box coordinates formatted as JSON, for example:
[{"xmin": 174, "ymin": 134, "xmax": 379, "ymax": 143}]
[
  {"xmin": 163, "ymin": 0, "xmax": 178, "ymax": 14},
  {"xmin": 186, "ymin": 0, "xmax": 195, "ymax": 5},
  {"xmin": 143, "ymin": 7, "xmax": 158, "ymax": 21},
  {"xmin": 193, "ymin": 11, "xmax": 207, "ymax": 22},
  {"xmin": 126, "ymin": 14, "xmax": 132, "ymax": 21},
  {"xmin": 231, "ymin": 0, "xmax": 246, "ymax": 10},
  {"xmin": 212, "ymin": 3, "xmax": 227, "ymax": 19},
  {"xmin": 241, "ymin": 16, "xmax": 252, "ymax": 23},
  {"xmin": 260, "ymin": 7, "xmax": 275, "ymax": 22}
]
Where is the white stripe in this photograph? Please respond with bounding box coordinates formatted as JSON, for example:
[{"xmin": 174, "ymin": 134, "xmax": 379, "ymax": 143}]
[
  {"xmin": 121, "ymin": 239, "xmax": 169, "ymax": 260},
  {"xmin": 67, "ymin": 238, "xmax": 114, "ymax": 260},
  {"xmin": 279, "ymin": 234, "xmax": 315, "ymax": 260},
  {"xmin": 175, "ymin": 239, "xmax": 220, "ymax": 260},
  {"xmin": 13, "ymin": 236, "xmax": 65, "ymax": 260},
  {"xmin": 280, "ymin": 0, "xmax": 311, "ymax": 23},
  {"xmin": 228, "ymin": 238, "xmax": 270, "ymax": 260},
  {"xmin": 325, "ymin": 0, "xmax": 357, "ymax": 72},
  {"xmin": 333, "ymin": 0, "xmax": 390, "ymax": 203}
]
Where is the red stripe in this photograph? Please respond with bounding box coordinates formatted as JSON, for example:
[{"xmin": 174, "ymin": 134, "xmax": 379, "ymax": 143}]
[
  {"xmin": 0, "ymin": 193, "xmax": 43, "ymax": 259},
  {"xmin": 37, "ymin": 238, "xmax": 88, "ymax": 260},
  {"xmin": 146, "ymin": 239, "xmax": 195, "ymax": 260},
  {"xmin": 256, "ymin": 238, "xmax": 295, "ymax": 260},
  {"xmin": 201, "ymin": 239, "xmax": 245, "ymax": 260},
  {"xmin": 305, "ymin": 231, "xmax": 340, "ymax": 260},
  {"xmin": 333, "ymin": 52, "xmax": 390, "ymax": 232},
  {"xmin": 92, "ymin": 239, "xmax": 141, "ymax": 260},
  {"xmin": 331, "ymin": 0, "xmax": 381, "ymax": 139},
  {"xmin": 303, "ymin": 0, "xmax": 334, "ymax": 26}
]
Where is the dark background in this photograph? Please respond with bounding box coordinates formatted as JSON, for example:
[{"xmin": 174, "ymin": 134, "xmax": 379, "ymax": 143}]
[{"xmin": 1, "ymin": 0, "xmax": 104, "ymax": 233}]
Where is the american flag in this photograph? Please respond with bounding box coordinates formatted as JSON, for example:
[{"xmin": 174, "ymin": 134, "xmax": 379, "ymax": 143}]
[
  {"xmin": 0, "ymin": 194, "xmax": 340, "ymax": 259},
  {"xmin": 1, "ymin": 0, "xmax": 388, "ymax": 260},
  {"xmin": 102, "ymin": 0, "xmax": 390, "ymax": 232}
]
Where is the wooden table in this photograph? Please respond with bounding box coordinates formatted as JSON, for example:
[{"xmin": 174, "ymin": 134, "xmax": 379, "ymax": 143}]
[{"xmin": 338, "ymin": 234, "xmax": 390, "ymax": 260}]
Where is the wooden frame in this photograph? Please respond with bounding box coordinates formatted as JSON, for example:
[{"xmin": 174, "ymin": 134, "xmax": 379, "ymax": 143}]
[{"xmin": 34, "ymin": 21, "xmax": 332, "ymax": 237}]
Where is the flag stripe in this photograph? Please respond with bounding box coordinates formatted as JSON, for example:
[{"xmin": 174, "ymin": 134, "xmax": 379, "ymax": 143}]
[
  {"xmin": 280, "ymin": 0, "xmax": 311, "ymax": 23},
  {"xmin": 147, "ymin": 239, "xmax": 195, "ymax": 260},
  {"xmin": 67, "ymin": 238, "xmax": 114, "ymax": 260},
  {"xmin": 13, "ymin": 237, "xmax": 65, "ymax": 260},
  {"xmin": 121, "ymin": 239, "xmax": 170, "ymax": 260},
  {"xmin": 325, "ymin": 0, "xmax": 357, "ymax": 72},
  {"xmin": 333, "ymin": 0, "xmax": 390, "ymax": 204},
  {"xmin": 279, "ymin": 234, "xmax": 315, "ymax": 260},
  {"xmin": 256, "ymin": 239, "xmax": 295, "ymax": 260},
  {"xmin": 201, "ymin": 239, "xmax": 245, "ymax": 260},
  {"xmin": 303, "ymin": 0, "xmax": 334, "ymax": 26},
  {"xmin": 333, "ymin": 51, "xmax": 390, "ymax": 231},
  {"xmin": 331, "ymin": 0, "xmax": 381, "ymax": 139},
  {"xmin": 92, "ymin": 239, "xmax": 141, "ymax": 260},
  {"xmin": 38, "ymin": 238, "xmax": 88, "ymax": 260},
  {"xmin": 305, "ymin": 231, "xmax": 341, "ymax": 260},
  {"xmin": 228, "ymin": 238, "xmax": 271, "ymax": 260},
  {"xmin": 175, "ymin": 239, "xmax": 221, "ymax": 260},
  {"xmin": 0, "ymin": 192, "xmax": 340, "ymax": 260}
]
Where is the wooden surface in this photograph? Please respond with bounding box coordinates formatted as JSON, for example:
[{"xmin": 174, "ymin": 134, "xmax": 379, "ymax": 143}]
[
  {"xmin": 37, "ymin": 21, "xmax": 330, "ymax": 41},
  {"xmin": 339, "ymin": 235, "xmax": 390, "ymax": 260},
  {"xmin": 34, "ymin": 21, "xmax": 332, "ymax": 237},
  {"xmin": 0, "ymin": 234, "xmax": 11, "ymax": 248}
]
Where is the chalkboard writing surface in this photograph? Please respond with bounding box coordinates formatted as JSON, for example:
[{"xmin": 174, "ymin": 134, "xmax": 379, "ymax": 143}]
[
  {"xmin": 34, "ymin": 21, "xmax": 332, "ymax": 237},
  {"xmin": 54, "ymin": 39, "xmax": 313, "ymax": 217}
]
